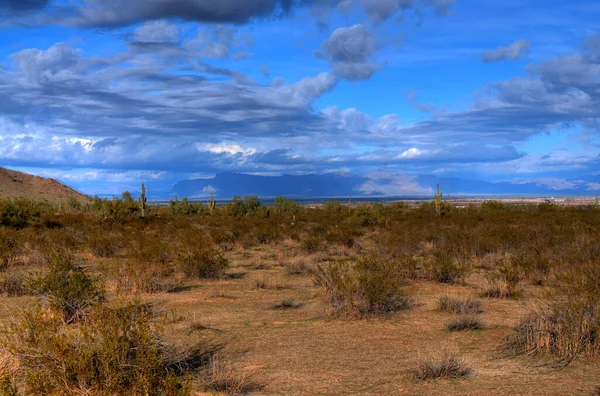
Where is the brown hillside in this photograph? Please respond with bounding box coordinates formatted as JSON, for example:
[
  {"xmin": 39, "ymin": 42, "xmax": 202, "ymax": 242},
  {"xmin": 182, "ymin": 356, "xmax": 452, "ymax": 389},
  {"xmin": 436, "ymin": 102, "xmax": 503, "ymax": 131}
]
[{"xmin": 0, "ymin": 168, "xmax": 89, "ymax": 202}]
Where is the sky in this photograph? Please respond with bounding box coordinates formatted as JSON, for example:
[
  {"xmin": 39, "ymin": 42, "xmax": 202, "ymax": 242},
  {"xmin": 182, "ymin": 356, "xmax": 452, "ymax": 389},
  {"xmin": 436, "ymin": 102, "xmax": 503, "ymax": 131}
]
[{"xmin": 0, "ymin": 0, "xmax": 599, "ymax": 196}]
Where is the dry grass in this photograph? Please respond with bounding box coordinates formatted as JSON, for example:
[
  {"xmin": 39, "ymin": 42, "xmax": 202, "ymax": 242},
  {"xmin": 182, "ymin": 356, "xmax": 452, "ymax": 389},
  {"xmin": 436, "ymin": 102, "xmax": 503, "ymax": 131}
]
[
  {"xmin": 446, "ymin": 315, "xmax": 485, "ymax": 331},
  {"xmin": 439, "ymin": 295, "xmax": 483, "ymax": 315},
  {"xmin": 415, "ymin": 348, "xmax": 472, "ymax": 380},
  {"xmin": 201, "ymin": 354, "xmax": 262, "ymax": 395}
]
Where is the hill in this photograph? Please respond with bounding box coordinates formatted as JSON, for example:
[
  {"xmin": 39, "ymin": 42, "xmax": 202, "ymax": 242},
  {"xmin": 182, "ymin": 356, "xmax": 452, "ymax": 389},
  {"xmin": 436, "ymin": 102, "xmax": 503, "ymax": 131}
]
[{"xmin": 0, "ymin": 168, "xmax": 89, "ymax": 202}]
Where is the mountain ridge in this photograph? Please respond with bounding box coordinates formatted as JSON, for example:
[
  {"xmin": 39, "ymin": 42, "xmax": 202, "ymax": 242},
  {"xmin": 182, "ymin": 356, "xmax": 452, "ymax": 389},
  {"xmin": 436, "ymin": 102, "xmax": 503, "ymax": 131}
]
[{"xmin": 0, "ymin": 168, "xmax": 90, "ymax": 202}]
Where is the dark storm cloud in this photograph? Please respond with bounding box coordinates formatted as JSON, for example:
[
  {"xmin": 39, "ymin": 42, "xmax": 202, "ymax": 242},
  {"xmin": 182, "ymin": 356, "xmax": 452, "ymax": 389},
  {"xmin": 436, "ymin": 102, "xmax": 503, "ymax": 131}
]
[
  {"xmin": 0, "ymin": 0, "xmax": 49, "ymax": 11},
  {"xmin": 0, "ymin": 0, "xmax": 455, "ymax": 28},
  {"xmin": 73, "ymin": 0, "xmax": 298, "ymax": 27},
  {"xmin": 316, "ymin": 24, "xmax": 385, "ymax": 81}
]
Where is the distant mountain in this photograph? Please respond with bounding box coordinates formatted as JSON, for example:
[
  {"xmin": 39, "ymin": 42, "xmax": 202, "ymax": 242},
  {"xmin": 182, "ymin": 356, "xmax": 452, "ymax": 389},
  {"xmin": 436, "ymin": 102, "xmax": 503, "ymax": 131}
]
[
  {"xmin": 172, "ymin": 172, "xmax": 369, "ymax": 198},
  {"xmin": 0, "ymin": 168, "xmax": 89, "ymax": 202},
  {"xmin": 172, "ymin": 172, "xmax": 600, "ymax": 199}
]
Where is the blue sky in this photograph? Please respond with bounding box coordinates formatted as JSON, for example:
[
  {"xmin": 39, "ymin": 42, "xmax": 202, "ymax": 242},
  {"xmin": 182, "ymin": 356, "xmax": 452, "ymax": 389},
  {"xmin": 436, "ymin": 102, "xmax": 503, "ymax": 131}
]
[{"xmin": 0, "ymin": 0, "xmax": 599, "ymax": 196}]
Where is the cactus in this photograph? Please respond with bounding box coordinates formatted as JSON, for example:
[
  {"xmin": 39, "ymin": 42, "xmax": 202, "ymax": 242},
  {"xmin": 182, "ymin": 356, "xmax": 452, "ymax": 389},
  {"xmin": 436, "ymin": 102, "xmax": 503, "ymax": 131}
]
[
  {"xmin": 138, "ymin": 183, "xmax": 147, "ymax": 218},
  {"xmin": 208, "ymin": 192, "xmax": 216, "ymax": 215},
  {"xmin": 434, "ymin": 184, "xmax": 443, "ymax": 216}
]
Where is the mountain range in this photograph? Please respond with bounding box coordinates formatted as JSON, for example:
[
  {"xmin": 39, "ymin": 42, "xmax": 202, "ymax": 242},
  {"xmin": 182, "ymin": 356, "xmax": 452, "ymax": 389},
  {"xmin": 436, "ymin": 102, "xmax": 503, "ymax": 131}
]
[{"xmin": 170, "ymin": 172, "xmax": 600, "ymax": 199}]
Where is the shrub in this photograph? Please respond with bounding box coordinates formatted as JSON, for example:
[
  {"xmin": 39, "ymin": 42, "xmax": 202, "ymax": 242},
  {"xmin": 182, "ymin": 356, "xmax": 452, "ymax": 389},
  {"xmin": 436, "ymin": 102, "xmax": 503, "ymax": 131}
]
[
  {"xmin": 226, "ymin": 196, "xmax": 261, "ymax": 217},
  {"xmin": 269, "ymin": 299, "xmax": 303, "ymax": 310},
  {"xmin": 482, "ymin": 263, "xmax": 521, "ymax": 298},
  {"xmin": 314, "ymin": 256, "xmax": 412, "ymax": 317},
  {"xmin": 254, "ymin": 278, "xmax": 268, "ymax": 289},
  {"xmin": 178, "ymin": 246, "xmax": 228, "ymax": 279},
  {"xmin": 0, "ymin": 273, "xmax": 27, "ymax": 297},
  {"xmin": 97, "ymin": 197, "xmax": 140, "ymax": 223},
  {"xmin": 285, "ymin": 259, "xmax": 312, "ymax": 276},
  {"xmin": 438, "ymin": 295, "xmax": 482, "ymax": 315},
  {"xmin": 446, "ymin": 315, "xmax": 484, "ymax": 332},
  {"xmin": 0, "ymin": 230, "xmax": 18, "ymax": 270},
  {"xmin": 3, "ymin": 302, "xmax": 191, "ymax": 395},
  {"xmin": 272, "ymin": 196, "xmax": 300, "ymax": 215},
  {"xmin": 481, "ymin": 200, "xmax": 505, "ymax": 211},
  {"xmin": 503, "ymin": 264, "xmax": 600, "ymax": 364},
  {"xmin": 168, "ymin": 197, "xmax": 204, "ymax": 215},
  {"xmin": 28, "ymin": 252, "xmax": 105, "ymax": 323},
  {"xmin": 324, "ymin": 225, "xmax": 360, "ymax": 248},
  {"xmin": 0, "ymin": 199, "xmax": 46, "ymax": 227},
  {"xmin": 423, "ymin": 248, "xmax": 468, "ymax": 283},
  {"xmin": 114, "ymin": 259, "xmax": 180, "ymax": 294},
  {"xmin": 200, "ymin": 354, "xmax": 261, "ymax": 395},
  {"xmin": 301, "ymin": 235, "xmax": 323, "ymax": 254},
  {"xmin": 415, "ymin": 349, "xmax": 471, "ymax": 380},
  {"xmin": 85, "ymin": 230, "xmax": 123, "ymax": 258}
]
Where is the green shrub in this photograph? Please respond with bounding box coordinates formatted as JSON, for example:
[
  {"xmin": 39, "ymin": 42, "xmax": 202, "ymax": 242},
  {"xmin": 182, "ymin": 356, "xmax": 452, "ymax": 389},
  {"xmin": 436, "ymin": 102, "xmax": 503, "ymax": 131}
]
[
  {"xmin": 168, "ymin": 197, "xmax": 204, "ymax": 215},
  {"xmin": 226, "ymin": 195, "xmax": 261, "ymax": 217},
  {"xmin": 0, "ymin": 199, "xmax": 46, "ymax": 227},
  {"xmin": 28, "ymin": 252, "xmax": 104, "ymax": 323},
  {"xmin": 272, "ymin": 196, "xmax": 300, "ymax": 215}
]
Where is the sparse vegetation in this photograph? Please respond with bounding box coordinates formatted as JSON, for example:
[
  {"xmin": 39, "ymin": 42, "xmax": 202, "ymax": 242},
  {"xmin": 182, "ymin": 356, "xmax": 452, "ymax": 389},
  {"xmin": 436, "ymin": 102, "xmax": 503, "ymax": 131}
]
[{"xmin": 0, "ymin": 194, "xmax": 599, "ymax": 393}]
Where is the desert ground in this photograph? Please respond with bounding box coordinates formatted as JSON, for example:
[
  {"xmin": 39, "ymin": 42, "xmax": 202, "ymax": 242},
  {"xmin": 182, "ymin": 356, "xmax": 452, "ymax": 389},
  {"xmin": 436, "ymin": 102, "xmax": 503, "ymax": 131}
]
[{"xmin": 1, "ymin": 196, "xmax": 600, "ymax": 395}]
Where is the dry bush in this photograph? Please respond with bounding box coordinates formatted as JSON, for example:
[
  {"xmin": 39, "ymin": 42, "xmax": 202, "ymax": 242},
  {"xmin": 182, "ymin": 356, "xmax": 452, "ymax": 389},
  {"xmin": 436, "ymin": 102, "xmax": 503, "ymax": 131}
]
[
  {"xmin": 482, "ymin": 263, "xmax": 522, "ymax": 299},
  {"xmin": 178, "ymin": 246, "xmax": 228, "ymax": 279},
  {"xmin": 113, "ymin": 259, "xmax": 181, "ymax": 294},
  {"xmin": 269, "ymin": 299, "xmax": 303, "ymax": 310},
  {"xmin": 314, "ymin": 256, "xmax": 413, "ymax": 317},
  {"xmin": 254, "ymin": 278, "xmax": 268, "ymax": 289},
  {"xmin": 200, "ymin": 354, "xmax": 261, "ymax": 395},
  {"xmin": 422, "ymin": 248, "xmax": 469, "ymax": 284},
  {"xmin": 446, "ymin": 315, "xmax": 484, "ymax": 332},
  {"xmin": 284, "ymin": 258, "xmax": 313, "ymax": 276},
  {"xmin": 301, "ymin": 234, "xmax": 323, "ymax": 254},
  {"xmin": 324, "ymin": 225, "xmax": 361, "ymax": 248},
  {"xmin": 503, "ymin": 264, "xmax": 600, "ymax": 365},
  {"xmin": 438, "ymin": 295, "xmax": 482, "ymax": 315},
  {"xmin": 2, "ymin": 302, "xmax": 191, "ymax": 395},
  {"xmin": 85, "ymin": 229, "xmax": 123, "ymax": 258},
  {"xmin": 511, "ymin": 249, "xmax": 551, "ymax": 286},
  {"xmin": 415, "ymin": 348, "xmax": 471, "ymax": 380},
  {"xmin": 0, "ymin": 272, "xmax": 27, "ymax": 297}
]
